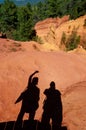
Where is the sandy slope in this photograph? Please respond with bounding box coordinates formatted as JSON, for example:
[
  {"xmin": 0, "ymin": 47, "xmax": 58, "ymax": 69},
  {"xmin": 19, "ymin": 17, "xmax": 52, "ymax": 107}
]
[
  {"xmin": 63, "ymin": 81, "xmax": 86, "ymax": 130},
  {"xmin": 0, "ymin": 38, "xmax": 86, "ymax": 130}
]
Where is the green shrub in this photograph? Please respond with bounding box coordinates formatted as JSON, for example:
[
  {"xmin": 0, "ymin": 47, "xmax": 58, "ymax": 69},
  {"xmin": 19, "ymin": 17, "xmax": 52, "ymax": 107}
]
[
  {"xmin": 60, "ymin": 27, "xmax": 80, "ymax": 51},
  {"xmin": 66, "ymin": 27, "xmax": 80, "ymax": 51}
]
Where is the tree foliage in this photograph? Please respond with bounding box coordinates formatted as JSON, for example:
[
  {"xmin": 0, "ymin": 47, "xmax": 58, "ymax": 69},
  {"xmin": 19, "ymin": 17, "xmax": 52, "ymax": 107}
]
[
  {"xmin": 0, "ymin": 0, "xmax": 17, "ymax": 37},
  {"xmin": 13, "ymin": 5, "xmax": 33, "ymax": 41}
]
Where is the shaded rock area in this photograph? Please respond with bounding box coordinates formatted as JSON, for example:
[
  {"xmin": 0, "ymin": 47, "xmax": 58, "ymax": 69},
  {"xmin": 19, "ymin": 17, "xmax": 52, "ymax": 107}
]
[
  {"xmin": 0, "ymin": 120, "xmax": 67, "ymax": 130},
  {"xmin": 0, "ymin": 33, "xmax": 7, "ymax": 39}
]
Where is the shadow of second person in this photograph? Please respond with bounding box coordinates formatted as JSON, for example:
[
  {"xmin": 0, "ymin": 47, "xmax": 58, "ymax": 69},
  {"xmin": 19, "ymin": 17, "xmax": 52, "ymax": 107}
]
[{"xmin": 41, "ymin": 81, "xmax": 63, "ymax": 130}]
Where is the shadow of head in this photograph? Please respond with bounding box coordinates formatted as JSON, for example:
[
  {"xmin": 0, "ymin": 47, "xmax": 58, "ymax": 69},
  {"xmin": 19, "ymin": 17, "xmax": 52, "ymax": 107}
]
[
  {"xmin": 50, "ymin": 81, "xmax": 55, "ymax": 90},
  {"xmin": 32, "ymin": 77, "xmax": 38, "ymax": 85}
]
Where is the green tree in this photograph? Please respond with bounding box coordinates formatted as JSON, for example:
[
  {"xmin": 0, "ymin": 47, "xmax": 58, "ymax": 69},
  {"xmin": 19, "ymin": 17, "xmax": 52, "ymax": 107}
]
[
  {"xmin": 35, "ymin": 0, "xmax": 86, "ymax": 19},
  {"xmin": 66, "ymin": 0, "xmax": 86, "ymax": 19},
  {"xmin": 13, "ymin": 3, "xmax": 34, "ymax": 41},
  {"xmin": 0, "ymin": 0, "xmax": 17, "ymax": 38}
]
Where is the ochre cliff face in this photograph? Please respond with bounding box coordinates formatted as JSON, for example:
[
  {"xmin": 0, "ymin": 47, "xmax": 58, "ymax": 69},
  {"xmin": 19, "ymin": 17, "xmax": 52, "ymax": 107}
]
[
  {"xmin": 35, "ymin": 15, "xmax": 86, "ymax": 52},
  {"xmin": 35, "ymin": 16, "xmax": 69, "ymax": 37}
]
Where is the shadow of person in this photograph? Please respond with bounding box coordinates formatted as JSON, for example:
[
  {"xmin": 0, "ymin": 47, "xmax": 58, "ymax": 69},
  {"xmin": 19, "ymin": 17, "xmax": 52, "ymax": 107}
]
[
  {"xmin": 15, "ymin": 71, "xmax": 40, "ymax": 123},
  {"xmin": 41, "ymin": 81, "xmax": 63, "ymax": 130}
]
